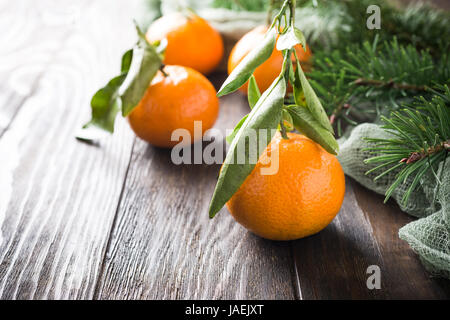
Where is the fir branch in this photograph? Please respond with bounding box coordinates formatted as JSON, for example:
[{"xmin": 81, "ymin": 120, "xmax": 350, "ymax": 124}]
[
  {"xmin": 353, "ymin": 79, "xmax": 428, "ymax": 92},
  {"xmin": 212, "ymin": 0, "xmax": 449, "ymax": 54},
  {"xmin": 400, "ymin": 140, "xmax": 450, "ymax": 164},
  {"xmin": 364, "ymin": 85, "xmax": 450, "ymax": 204},
  {"xmin": 386, "ymin": 2, "xmax": 450, "ymax": 55},
  {"xmin": 314, "ymin": 0, "xmax": 450, "ymax": 54},
  {"xmin": 308, "ymin": 39, "xmax": 450, "ymax": 136}
]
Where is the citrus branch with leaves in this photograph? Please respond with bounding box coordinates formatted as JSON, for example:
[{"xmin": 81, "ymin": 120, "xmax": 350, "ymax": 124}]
[
  {"xmin": 208, "ymin": 0, "xmax": 338, "ymax": 218},
  {"xmin": 76, "ymin": 24, "xmax": 165, "ymax": 141}
]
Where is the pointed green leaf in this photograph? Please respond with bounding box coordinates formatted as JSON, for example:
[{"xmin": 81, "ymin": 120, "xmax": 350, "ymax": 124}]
[
  {"xmin": 121, "ymin": 38, "xmax": 162, "ymax": 116},
  {"xmin": 287, "ymin": 105, "xmax": 339, "ymax": 155},
  {"xmin": 77, "ymin": 28, "xmax": 163, "ymax": 141},
  {"xmin": 209, "ymin": 77, "xmax": 286, "ymax": 218},
  {"xmin": 226, "ymin": 114, "xmax": 248, "ymax": 144},
  {"xmin": 276, "ymin": 26, "xmax": 306, "ymax": 51},
  {"xmin": 76, "ymin": 48, "xmax": 134, "ymax": 140},
  {"xmin": 85, "ymin": 75, "xmax": 125, "ymax": 132},
  {"xmin": 247, "ymin": 75, "xmax": 261, "ymax": 109},
  {"xmin": 120, "ymin": 49, "xmax": 133, "ymax": 73},
  {"xmin": 288, "ymin": 59, "xmax": 296, "ymax": 85},
  {"xmin": 76, "ymin": 98, "xmax": 121, "ymax": 141},
  {"xmin": 292, "ymin": 61, "xmax": 303, "ymax": 106},
  {"xmin": 294, "ymin": 59, "xmax": 334, "ymax": 133},
  {"xmin": 217, "ymin": 29, "xmax": 276, "ymax": 97},
  {"xmin": 282, "ymin": 109, "xmax": 294, "ymax": 131}
]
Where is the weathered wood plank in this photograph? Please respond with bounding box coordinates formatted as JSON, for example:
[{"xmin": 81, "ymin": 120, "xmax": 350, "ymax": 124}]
[
  {"xmin": 0, "ymin": 0, "xmax": 139, "ymax": 299},
  {"xmin": 0, "ymin": 0, "xmax": 73, "ymax": 137},
  {"xmin": 352, "ymin": 180, "xmax": 450, "ymax": 299},
  {"xmin": 292, "ymin": 176, "xmax": 450, "ymax": 299},
  {"xmin": 292, "ymin": 178, "xmax": 388, "ymax": 299},
  {"xmin": 94, "ymin": 88, "xmax": 297, "ymax": 300}
]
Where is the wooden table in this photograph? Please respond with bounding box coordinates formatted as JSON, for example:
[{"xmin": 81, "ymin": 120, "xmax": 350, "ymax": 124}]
[{"xmin": 0, "ymin": 0, "xmax": 449, "ymax": 300}]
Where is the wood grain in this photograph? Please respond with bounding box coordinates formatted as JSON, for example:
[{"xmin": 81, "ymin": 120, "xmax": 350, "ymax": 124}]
[
  {"xmin": 94, "ymin": 88, "xmax": 297, "ymax": 300},
  {"xmin": 0, "ymin": 0, "xmax": 73, "ymax": 137},
  {"xmin": 292, "ymin": 178, "xmax": 450, "ymax": 299},
  {"xmin": 0, "ymin": 0, "xmax": 138, "ymax": 299},
  {"xmin": 292, "ymin": 178, "xmax": 387, "ymax": 299},
  {"xmin": 352, "ymin": 180, "xmax": 450, "ymax": 299}
]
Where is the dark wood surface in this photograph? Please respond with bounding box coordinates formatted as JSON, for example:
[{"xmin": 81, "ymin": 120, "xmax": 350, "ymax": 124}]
[{"xmin": 0, "ymin": 0, "xmax": 449, "ymax": 300}]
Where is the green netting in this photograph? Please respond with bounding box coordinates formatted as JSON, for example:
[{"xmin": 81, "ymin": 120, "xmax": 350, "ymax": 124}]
[{"xmin": 339, "ymin": 123, "xmax": 450, "ymax": 278}]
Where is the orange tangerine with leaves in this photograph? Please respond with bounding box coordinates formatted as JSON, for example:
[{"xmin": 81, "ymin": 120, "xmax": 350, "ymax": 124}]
[
  {"xmin": 146, "ymin": 12, "xmax": 224, "ymax": 75},
  {"xmin": 228, "ymin": 25, "xmax": 312, "ymax": 94},
  {"xmin": 128, "ymin": 65, "xmax": 219, "ymax": 148},
  {"xmin": 226, "ymin": 132, "xmax": 345, "ymax": 241}
]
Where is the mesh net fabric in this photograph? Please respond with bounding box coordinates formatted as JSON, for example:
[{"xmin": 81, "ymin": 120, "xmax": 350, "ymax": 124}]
[{"xmin": 339, "ymin": 123, "xmax": 450, "ymax": 278}]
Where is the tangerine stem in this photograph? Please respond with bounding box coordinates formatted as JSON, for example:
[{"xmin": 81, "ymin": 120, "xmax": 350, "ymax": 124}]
[
  {"xmin": 159, "ymin": 64, "xmax": 168, "ymax": 77},
  {"xmin": 289, "ymin": 0, "xmax": 296, "ymax": 26},
  {"xmin": 269, "ymin": 0, "xmax": 289, "ymax": 30},
  {"xmin": 279, "ymin": 119, "xmax": 289, "ymax": 139}
]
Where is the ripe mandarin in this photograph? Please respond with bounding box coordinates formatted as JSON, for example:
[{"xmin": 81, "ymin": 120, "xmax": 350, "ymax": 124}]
[
  {"xmin": 228, "ymin": 25, "xmax": 312, "ymax": 94},
  {"xmin": 226, "ymin": 132, "xmax": 345, "ymax": 240},
  {"xmin": 128, "ymin": 65, "xmax": 219, "ymax": 148},
  {"xmin": 146, "ymin": 12, "xmax": 224, "ymax": 75}
]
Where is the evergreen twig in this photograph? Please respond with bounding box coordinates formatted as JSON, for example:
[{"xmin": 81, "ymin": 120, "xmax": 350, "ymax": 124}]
[
  {"xmin": 308, "ymin": 39, "xmax": 450, "ymax": 136},
  {"xmin": 353, "ymin": 79, "xmax": 428, "ymax": 92},
  {"xmin": 364, "ymin": 85, "xmax": 450, "ymax": 204}
]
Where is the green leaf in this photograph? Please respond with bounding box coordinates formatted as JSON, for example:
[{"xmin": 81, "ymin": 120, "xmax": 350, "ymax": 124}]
[
  {"xmin": 76, "ymin": 49, "xmax": 134, "ymax": 140},
  {"xmin": 282, "ymin": 109, "xmax": 294, "ymax": 131},
  {"xmin": 217, "ymin": 29, "xmax": 276, "ymax": 97},
  {"xmin": 294, "ymin": 58, "xmax": 334, "ymax": 133},
  {"xmin": 247, "ymin": 75, "xmax": 261, "ymax": 109},
  {"xmin": 77, "ymin": 99, "xmax": 121, "ymax": 141},
  {"xmin": 292, "ymin": 83, "xmax": 307, "ymax": 107},
  {"xmin": 276, "ymin": 26, "xmax": 306, "ymax": 51},
  {"xmin": 209, "ymin": 76, "xmax": 286, "ymax": 218},
  {"xmin": 121, "ymin": 49, "xmax": 133, "ymax": 73},
  {"xmin": 77, "ymin": 27, "xmax": 163, "ymax": 141},
  {"xmin": 86, "ymin": 75, "xmax": 125, "ymax": 132},
  {"xmin": 120, "ymin": 38, "xmax": 162, "ymax": 116},
  {"xmin": 287, "ymin": 105, "xmax": 339, "ymax": 155},
  {"xmin": 226, "ymin": 114, "xmax": 248, "ymax": 144},
  {"xmin": 288, "ymin": 59, "xmax": 296, "ymax": 85}
]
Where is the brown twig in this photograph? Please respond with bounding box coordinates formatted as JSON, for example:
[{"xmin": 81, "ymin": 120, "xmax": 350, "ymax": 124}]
[
  {"xmin": 329, "ymin": 102, "xmax": 352, "ymax": 124},
  {"xmin": 159, "ymin": 64, "xmax": 168, "ymax": 77},
  {"xmin": 400, "ymin": 140, "xmax": 450, "ymax": 164},
  {"xmin": 354, "ymin": 78, "xmax": 428, "ymax": 91}
]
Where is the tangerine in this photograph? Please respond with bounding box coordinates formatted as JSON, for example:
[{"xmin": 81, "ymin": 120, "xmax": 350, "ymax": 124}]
[
  {"xmin": 146, "ymin": 12, "xmax": 224, "ymax": 75},
  {"xmin": 128, "ymin": 65, "xmax": 219, "ymax": 148},
  {"xmin": 226, "ymin": 132, "xmax": 345, "ymax": 240},
  {"xmin": 228, "ymin": 25, "xmax": 312, "ymax": 94}
]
